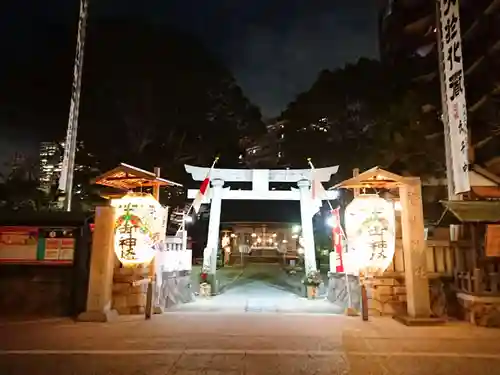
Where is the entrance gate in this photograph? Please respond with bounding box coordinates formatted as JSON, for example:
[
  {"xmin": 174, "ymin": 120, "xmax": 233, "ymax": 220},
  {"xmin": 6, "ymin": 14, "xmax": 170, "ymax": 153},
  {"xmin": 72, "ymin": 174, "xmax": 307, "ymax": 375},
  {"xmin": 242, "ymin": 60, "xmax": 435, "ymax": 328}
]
[{"xmin": 185, "ymin": 165, "xmax": 339, "ymax": 277}]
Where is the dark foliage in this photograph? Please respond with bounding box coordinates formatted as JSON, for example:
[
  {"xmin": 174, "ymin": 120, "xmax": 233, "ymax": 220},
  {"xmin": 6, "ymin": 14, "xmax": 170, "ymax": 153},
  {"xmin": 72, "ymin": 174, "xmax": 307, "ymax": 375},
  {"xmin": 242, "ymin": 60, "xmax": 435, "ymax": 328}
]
[{"xmin": 279, "ymin": 58, "xmax": 446, "ymax": 180}]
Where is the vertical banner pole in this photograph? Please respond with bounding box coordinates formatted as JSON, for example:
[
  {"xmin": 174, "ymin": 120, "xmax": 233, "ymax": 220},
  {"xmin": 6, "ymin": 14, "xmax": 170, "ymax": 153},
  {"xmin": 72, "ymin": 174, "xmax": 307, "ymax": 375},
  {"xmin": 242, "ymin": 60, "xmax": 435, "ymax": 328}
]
[
  {"xmin": 59, "ymin": 0, "xmax": 90, "ymax": 211},
  {"xmin": 145, "ymin": 167, "xmax": 161, "ymax": 320}
]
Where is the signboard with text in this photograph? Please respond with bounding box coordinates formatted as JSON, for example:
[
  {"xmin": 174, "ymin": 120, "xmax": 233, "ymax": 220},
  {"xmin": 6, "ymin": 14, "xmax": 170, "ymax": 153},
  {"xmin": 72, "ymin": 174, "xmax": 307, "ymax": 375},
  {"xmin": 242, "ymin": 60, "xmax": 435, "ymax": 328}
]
[
  {"xmin": 0, "ymin": 226, "xmax": 75, "ymax": 264},
  {"xmin": 439, "ymin": 0, "xmax": 470, "ymax": 194},
  {"xmin": 0, "ymin": 227, "xmax": 39, "ymax": 262}
]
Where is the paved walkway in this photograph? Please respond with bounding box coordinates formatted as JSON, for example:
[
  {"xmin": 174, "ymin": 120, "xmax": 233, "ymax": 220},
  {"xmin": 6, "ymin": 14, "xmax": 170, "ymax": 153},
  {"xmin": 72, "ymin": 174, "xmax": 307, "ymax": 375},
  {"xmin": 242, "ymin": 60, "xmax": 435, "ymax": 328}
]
[
  {"xmin": 1, "ymin": 313, "xmax": 500, "ymax": 374},
  {"xmin": 170, "ymin": 263, "xmax": 342, "ymax": 314},
  {"xmin": 169, "ymin": 279, "xmax": 342, "ymax": 313},
  {"xmin": 3, "ymin": 264, "xmax": 499, "ymax": 374}
]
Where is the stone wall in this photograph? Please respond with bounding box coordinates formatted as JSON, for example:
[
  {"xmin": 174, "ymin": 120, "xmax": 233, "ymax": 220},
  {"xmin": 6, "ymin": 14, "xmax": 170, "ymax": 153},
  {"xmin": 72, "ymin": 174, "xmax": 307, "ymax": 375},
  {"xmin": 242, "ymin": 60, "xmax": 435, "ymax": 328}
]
[
  {"xmin": 327, "ymin": 274, "xmax": 361, "ymax": 311},
  {"xmin": 366, "ymin": 277, "xmax": 407, "ymax": 316},
  {"xmin": 158, "ymin": 271, "xmax": 194, "ymax": 308},
  {"xmin": 112, "ymin": 267, "xmax": 149, "ymax": 315},
  {"xmin": 0, "ymin": 265, "xmax": 74, "ymax": 318},
  {"xmin": 457, "ymin": 293, "xmax": 500, "ymax": 327},
  {"xmin": 111, "ymin": 267, "xmax": 195, "ymax": 315},
  {"xmin": 367, "ymin": 277, "xmax": 456, "ymax": 318},
  {"xmin": 329, "ymin": 273, "xmax": 454, "ymax": 318}
]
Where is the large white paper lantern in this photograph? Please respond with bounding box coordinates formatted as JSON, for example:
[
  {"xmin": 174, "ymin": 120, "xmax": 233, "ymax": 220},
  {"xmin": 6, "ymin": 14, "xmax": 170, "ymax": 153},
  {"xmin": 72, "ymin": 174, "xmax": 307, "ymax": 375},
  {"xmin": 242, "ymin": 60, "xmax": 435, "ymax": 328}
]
[
  {"xmin": 344, "ymin": 194, "xmax": 396, "ymax": 275},
  {"xmin": 110, "ymin": 193, "xmax": 167, "ymax": 267}
]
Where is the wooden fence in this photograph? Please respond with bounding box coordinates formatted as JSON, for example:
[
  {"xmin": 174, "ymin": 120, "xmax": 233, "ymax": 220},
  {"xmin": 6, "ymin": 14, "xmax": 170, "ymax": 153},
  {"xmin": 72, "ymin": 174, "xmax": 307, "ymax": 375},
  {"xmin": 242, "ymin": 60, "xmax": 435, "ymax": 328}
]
[
  {"xmin": 383, "ymin": 240, "xmax": 456, "ymax": 278},
  {"xmin": 383, "ymin": 239, "xmax": 500, "ymax": 296},
  {"xmin": 455, "ymin": 268, "xmax": 500, "ymax": 295}
]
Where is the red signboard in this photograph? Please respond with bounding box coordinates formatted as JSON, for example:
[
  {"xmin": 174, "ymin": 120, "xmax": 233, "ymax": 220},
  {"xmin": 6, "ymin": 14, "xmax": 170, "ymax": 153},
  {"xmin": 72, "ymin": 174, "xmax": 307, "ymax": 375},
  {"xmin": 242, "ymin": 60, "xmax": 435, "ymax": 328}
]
[
  {"xmin": 0, "ymin": 226, "xmax": 39, "ymax": 262},
  {"xmin": 0, "ymin": 226, "xmax": 75, "ymax": 265}
]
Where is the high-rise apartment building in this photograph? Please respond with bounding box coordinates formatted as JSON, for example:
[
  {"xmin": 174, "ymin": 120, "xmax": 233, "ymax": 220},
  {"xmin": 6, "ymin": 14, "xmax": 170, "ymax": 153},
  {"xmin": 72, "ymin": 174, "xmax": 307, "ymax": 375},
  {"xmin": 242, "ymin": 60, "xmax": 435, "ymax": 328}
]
[
  {"xmin": 39, "ymin": 141, "xmax": 85, "ymax": 193},
  {"xmin": 378, "ymin": 0, "xmax": 500, "ymax": 172},
  {"xmin": 243, "ymin": 119, "xmax": 287, "ymax": 168},
  {"xmin": 39, "ymin": 142, "xmax": 62, "ymax": 193}
]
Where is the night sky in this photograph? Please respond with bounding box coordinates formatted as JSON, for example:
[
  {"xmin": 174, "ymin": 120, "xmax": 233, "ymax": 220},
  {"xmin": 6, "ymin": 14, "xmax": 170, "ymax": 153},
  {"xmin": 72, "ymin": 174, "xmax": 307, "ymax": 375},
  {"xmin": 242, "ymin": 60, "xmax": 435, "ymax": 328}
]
[{"xmin": 2, "ymin": 0, "xmax": 380, "ymax": 117}]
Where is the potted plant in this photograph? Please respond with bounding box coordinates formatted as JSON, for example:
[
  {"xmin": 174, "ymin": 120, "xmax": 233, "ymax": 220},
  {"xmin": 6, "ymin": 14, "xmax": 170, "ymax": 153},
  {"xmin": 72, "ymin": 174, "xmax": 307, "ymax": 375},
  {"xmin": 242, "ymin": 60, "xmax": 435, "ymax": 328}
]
[
  {"xmin": 199, "ymin": 268, "xmax": 211, "ymax": 297},
  {"xmin": 302, "ymin": 270, "xmax": 322, "ymax": 299}
]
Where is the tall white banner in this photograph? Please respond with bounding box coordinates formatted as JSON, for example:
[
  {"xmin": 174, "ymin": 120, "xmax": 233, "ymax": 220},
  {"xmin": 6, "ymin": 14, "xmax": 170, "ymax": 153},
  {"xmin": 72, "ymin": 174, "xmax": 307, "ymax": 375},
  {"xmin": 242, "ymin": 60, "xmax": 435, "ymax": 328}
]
[{"xmin": 439, "ymin": 0, "xmax": 470, "ymax": 194}]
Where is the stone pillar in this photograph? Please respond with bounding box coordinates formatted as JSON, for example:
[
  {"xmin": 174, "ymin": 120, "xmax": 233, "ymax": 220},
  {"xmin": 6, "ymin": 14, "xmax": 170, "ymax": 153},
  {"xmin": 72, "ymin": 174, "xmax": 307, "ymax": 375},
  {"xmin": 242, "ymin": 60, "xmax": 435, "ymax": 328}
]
[
  {"xmin": 297, "ymin": 179, "xmax": 317, "ymax": 272},
  {"xmin": 205, "ymin": 178, "xmax": 224, "ymax": 274},
  {"xmin": 78, "ymin": 206, "xmax": 118, "ymax": 322},
  {"xmin": 399, "ymin": 177, "xmax": 431, "ymax": 318}
]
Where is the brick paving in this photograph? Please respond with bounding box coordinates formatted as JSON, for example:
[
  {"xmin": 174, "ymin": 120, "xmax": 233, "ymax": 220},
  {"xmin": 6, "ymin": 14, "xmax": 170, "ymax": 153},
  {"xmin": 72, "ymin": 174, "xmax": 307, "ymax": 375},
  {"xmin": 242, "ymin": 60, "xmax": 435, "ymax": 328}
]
[
  {"xmin": 2, "ymin": 264, "xmax": 500, "ymax": 374},
  {"xmin": 1, "ymin": 313, "xmax": 500, "ymax": 374},
  {"xmin": 174, "ymin": 263, "xmax": 342, "ymax": 314}
]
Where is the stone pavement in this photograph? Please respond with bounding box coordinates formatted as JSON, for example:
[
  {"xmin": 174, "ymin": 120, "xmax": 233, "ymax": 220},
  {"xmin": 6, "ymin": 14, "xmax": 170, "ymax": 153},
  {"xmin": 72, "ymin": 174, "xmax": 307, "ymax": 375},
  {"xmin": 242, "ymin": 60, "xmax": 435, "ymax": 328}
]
[
  {"xmin": 1, "ymin": 313, "xmax": 500, "ymax": 375},
  {"xmin": 169, "ymin": 278, "xmax": 343, "ymax": 314},
  {"xmin": 174, "ymin": 263, "xmax": 343, "ymax": 314}
]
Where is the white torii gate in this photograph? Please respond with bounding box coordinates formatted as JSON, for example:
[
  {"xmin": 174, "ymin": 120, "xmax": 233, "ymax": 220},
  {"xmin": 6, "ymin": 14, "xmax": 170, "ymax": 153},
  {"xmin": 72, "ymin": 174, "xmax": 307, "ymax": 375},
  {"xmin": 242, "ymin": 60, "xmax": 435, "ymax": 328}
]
[{"xmin": 185, "ymin": 165, "xmax": 339, "ymax": 274}]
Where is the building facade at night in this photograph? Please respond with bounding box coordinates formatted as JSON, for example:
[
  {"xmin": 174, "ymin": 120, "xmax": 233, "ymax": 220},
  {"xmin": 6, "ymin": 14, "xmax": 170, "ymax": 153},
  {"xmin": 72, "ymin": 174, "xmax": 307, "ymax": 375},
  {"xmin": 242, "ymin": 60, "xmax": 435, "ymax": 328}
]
[
  {"xmin": 242, "ymin": 119, "xmax": 287, "ymax": 168},
  {"xmin": 39, "ymin": 140, "xmax": 85, "ymax": 193},
  {"xmin": 39, "ymin": 141, "xmax": 63, "ymax": 193},
  {"xmin": 378, "ymin": 0, "xmax": 500, "ymax": 172},
  {"xmin": 220, "ymin": 222, "xmax": 301, "ymax": 265}
]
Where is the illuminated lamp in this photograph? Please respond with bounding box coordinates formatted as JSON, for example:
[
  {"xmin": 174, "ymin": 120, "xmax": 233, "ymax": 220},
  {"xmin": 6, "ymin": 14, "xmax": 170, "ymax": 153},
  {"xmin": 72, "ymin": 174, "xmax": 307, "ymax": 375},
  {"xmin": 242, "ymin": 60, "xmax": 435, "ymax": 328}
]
[
  {"xmin": 221, "ymin": 235, "xmax": 230, "ymax": 248},
  {"xmin": 111, "ymin": 193, "xmax": 166, "ymax": 268},
  {"xmin": 344, "ymin": 194, "xmax": 396, "ymax": 275}
]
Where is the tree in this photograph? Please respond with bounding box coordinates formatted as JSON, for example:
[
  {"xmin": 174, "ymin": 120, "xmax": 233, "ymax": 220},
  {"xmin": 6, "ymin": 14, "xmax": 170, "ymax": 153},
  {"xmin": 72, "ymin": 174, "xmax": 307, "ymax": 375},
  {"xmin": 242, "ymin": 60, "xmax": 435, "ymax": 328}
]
[
  {"xmin": 0, "ymin": 153, "xmax": 48, "ymax": 211},
  {"xmin": 279, "ymin": 58, "xmax": 445, "ymax": 179},
  {"xmin": 70, "ymin": 143, "xmax": 106, "ymax": 211},
  {"xmin": 1, "ymin": 19, "xmax": 265, "ymax": 205},
  {"xmin": 76, "ymin": 20, "xmax": 265, "ymax": 180}
]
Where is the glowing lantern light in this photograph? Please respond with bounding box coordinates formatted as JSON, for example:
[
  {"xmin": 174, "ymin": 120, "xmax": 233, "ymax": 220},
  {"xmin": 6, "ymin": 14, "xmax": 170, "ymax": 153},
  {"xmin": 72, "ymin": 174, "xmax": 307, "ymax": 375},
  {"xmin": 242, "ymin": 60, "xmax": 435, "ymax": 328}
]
[
  {"xmin": 221, "ymin": 235, "xmax": 230, "ymax": 248},
  {"xmin": 344, "ymin": 194, "xmax": 396, "ymax": 275},
  {"xmin": 111, "ymin": 193, "xmax": 167, "ymax": 267}
]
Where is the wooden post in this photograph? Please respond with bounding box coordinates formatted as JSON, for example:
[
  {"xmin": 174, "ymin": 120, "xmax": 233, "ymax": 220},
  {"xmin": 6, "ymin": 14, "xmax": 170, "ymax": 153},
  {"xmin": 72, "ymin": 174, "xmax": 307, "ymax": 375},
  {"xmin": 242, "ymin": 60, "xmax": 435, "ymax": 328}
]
[
  {"xmin": 399, "ymin": 177, "xmax": 431, "ymax": 318},
  {"xmin": 152, "ymin": 167, "xmax": 161, "ymax": 201},
  {"xmin": 353, "ymin": 168, "xmax": 360, "ymax": 197},
  {"xmin": 352, "ymin": 168, "xmax": 365, "ymax": 319},
  {"xmin": 360, "ymin": 272, "xmax": 369, "ymax": 321},
  {"xmin": 471, "ymin": 223, "xmax": 479, "ymax": 269},
  {"xmin": 473, "ymin": 268, "xmax": 483, "ymax": 294},
  {"xmin": 77, "ymin": 206, "xmax": 118, "ymax": 322},
  {"xmin": 145, "ymin": 167, "xmax": 161, "ymax": 320}
]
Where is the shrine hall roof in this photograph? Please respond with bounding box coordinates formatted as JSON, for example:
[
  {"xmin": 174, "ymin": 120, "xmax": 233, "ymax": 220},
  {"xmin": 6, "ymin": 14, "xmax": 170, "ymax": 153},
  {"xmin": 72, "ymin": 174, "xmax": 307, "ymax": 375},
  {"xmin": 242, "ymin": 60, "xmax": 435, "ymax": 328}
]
[
  {"xmin": 94, "ymin": 163, "xmax": 183, "ymax": 191},
  {"xmin": 332, "ymin": 166, "xmax": 406, "ymax": 190},
  {"xmin": 438, "ymin": 200, "xmax": 500, "ymax": 225}
]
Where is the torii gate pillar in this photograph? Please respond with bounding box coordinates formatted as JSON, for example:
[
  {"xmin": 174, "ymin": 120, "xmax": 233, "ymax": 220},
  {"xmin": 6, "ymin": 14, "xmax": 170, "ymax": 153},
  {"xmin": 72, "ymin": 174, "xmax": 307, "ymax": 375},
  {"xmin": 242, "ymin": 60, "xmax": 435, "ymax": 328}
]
[
  {"xmin": 205, "ymin": 178, "xmax": 224, "ymax": 274},
  {"xmin": 297, "ymin": 179, "xmax": 317, "ymax": 272}
]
